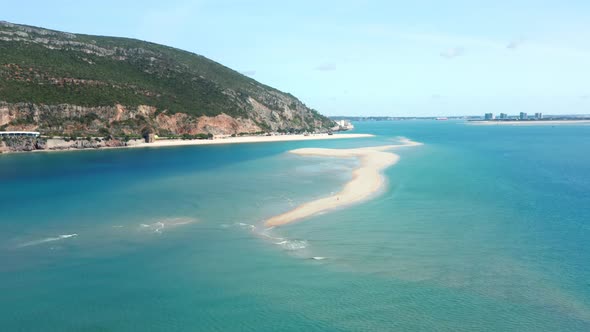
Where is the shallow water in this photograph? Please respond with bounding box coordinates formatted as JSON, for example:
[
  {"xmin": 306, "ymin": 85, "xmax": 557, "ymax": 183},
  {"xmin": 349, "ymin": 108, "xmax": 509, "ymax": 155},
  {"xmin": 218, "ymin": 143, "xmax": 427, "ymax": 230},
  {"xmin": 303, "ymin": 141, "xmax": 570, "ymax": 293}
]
[{"xmin": 1, "ymin": 121, "xmax": 589, "ymax": 331}]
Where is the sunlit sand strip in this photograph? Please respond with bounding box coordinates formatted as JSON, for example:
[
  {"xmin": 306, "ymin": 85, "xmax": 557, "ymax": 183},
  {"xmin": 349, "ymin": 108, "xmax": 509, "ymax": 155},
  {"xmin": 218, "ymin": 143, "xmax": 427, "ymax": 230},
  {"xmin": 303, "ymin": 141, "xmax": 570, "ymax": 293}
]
[
  {"xmin": 265, "ymin": 139, "xmax": 422, "ymax": 226},
  {"xmin": 14, "ymin": 133, "xmax": 374, "ymax": 155},
  {"xmin": 132, "ymin": 133, "xmax": 374, "ymax": 148}
]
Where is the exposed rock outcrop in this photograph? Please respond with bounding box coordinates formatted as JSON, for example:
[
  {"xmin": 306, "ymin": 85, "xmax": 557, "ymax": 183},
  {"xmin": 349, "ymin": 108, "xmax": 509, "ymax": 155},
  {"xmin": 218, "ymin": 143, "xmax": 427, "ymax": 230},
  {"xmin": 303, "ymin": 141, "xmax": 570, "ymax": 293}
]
[
  {"xmin": 0, "ymin": 136, "xmax": 133, "ymax": 153},
  {"xmin": 0, "ymin": 141, "xmax": 6, "ymax": 153},
  {"xmin": 1, "ymin": 137, "xmax": 44, "ymax": 152},
  {"xmin": 0, "ymin": 102, "xmax": 266, "ymax": 137},
  {"xmin": 0, "ymin": 99, "xmax": 332, "ymax": 137}
]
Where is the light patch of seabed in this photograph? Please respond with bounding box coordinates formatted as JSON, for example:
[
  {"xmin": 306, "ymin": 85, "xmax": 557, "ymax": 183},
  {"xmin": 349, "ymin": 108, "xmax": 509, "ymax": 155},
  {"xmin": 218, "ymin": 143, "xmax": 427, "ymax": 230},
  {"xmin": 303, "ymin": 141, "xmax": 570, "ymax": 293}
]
[
  {"xmin": 248, "ymin": 144, "xmax": 590, "ymax": 325},
  {"xmin": 282, "ymin": 227, "xmax": 590, "ymax": 324},
  {"xmin": 248, "ymin": 221, "xmax": 590, "ymax": 325},
  {"xmin": 292, "ymin": 159, "xmax": 358, "ymax": 179},
  {"xmin": 466, "ymin": 256, "xmax": 590, "ymax": 323},
  {"xmin": 221, "ymin": 213, "xmax": 590, "ymax": 330},
  {"xmin": 254, "ymin": 194, "xmax": 298, "ymax": 209},
  {"xmin": 273, "ymin": 223, "xmax": 590, "ymax": 325}
]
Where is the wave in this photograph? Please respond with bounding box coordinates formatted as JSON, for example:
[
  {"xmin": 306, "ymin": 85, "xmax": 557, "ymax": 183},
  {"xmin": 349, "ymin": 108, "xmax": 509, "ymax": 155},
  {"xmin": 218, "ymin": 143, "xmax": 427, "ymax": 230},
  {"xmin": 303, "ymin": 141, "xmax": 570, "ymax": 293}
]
[
  {"xmin": 274, "ymin": 239, "xmax": 308, "ymax": 251},
  {"xmin": 236, "ymin": 222, "xmax": 256, "ymax": 230},
  {"xmin": 228, "ymin": 221, "xmax": 312, "ymax": 254},
  {"xmin": 140, "ymin": 217, "xmax": 197, "ymax": 234},
  {"xmin": 261, "ymin": 233, "xmax": 283, "ymax": 241},
  {"xmin": 16, "ymin": 234, "xmax": 78, "ymax": 248}
]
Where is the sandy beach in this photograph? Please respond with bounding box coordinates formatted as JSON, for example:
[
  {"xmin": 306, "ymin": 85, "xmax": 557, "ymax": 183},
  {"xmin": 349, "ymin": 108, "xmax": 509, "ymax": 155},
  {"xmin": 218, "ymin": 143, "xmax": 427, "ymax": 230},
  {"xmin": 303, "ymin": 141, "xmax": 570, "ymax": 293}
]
[
  {"xmin": 2, "ymin": 133, "xmax": 374, "ymax": 155},
  {"xmin": 469, "ymin": 120, "xmax": 590, "ymax": 126},
  {"xmin": 265, "ymin": 138, "xmax": 422, "ymax": 227},
  {"xmin": 132, "ymin": 133, "xmax": 373, "ymax": 149}
]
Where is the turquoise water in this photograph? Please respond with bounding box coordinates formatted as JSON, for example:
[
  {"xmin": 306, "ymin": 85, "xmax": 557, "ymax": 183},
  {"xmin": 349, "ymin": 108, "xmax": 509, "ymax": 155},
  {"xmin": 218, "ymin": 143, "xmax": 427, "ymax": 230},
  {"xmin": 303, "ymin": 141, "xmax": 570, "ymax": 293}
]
[{"xmin": 1, "ymin": 121, "xmax": 589, "ymax": 331}]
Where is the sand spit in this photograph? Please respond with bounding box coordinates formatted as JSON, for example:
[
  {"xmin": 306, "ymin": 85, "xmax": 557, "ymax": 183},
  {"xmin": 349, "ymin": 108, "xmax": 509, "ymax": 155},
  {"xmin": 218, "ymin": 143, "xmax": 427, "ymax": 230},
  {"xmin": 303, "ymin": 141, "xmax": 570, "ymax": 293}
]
[{"xmin": 265, "ymin": 138, "xmax": 422, "ymax": 226}]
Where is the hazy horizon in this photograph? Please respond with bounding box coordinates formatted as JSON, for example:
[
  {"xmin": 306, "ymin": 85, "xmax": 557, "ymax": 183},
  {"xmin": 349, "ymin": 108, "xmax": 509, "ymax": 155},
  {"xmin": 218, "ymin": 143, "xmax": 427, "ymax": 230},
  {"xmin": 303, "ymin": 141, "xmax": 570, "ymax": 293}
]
[
  {"xmin": 4, "ymin": 0, "xmax": 589, "ymax": 117},
  {"xmin": 329, "ymin": 112, "xmax": 590, "ymax": 118}
]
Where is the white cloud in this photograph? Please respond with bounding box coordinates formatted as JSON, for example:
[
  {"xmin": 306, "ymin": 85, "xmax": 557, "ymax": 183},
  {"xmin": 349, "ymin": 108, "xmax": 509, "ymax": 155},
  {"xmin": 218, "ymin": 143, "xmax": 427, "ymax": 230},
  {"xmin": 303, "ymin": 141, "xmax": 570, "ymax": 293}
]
[
  {"xmin": 394, "ymin": 31, "xmax": 502, "ymax": 49},
  {"xmin": 507, "ymin": 37, "xmax": 526, "ymax": 49},
  {"xmin": 392, "ymin": 30, "xmax": 590, "ymax": 59},
  {"xmin": 440, "ymin": 47, "xmax": 464, "ymax": 59},
  {"xmin": 314, "ymin": 63, "xmax": 337, "ymax": 71}
]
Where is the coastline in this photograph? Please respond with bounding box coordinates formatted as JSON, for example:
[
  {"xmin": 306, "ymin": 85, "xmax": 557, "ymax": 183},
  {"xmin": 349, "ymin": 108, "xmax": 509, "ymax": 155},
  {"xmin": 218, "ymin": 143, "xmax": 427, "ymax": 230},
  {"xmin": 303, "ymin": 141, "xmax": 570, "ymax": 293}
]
[
  {"xmin": 131, "ymin": 133, "xmax": 373, "ymax": 149},
  {"xmin": 468, "ymin": 120, "xmax": 590, "ymax": 126},
  {"xmin": 265, "ymin": 138, "xmax": 423, "ymax": 227},
  {"xmin": 0, "ymin": 133, "xmax": 374, "ymax": 155}
]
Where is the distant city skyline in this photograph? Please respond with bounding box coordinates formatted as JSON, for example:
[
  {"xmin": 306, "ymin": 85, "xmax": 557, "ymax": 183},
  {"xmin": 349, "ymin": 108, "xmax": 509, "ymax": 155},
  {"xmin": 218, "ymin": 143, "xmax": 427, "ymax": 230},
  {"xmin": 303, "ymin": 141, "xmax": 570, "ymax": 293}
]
[{"xmin": 3, "ymin": 0, "xmax": 590, "ymax": 116}]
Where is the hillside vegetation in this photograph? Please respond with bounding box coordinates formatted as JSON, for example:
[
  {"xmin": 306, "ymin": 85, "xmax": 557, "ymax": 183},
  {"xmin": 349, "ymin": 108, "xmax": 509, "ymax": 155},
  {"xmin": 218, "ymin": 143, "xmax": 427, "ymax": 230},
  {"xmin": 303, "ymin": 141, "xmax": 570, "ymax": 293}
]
[{"xmin": 0, "ymin": 21, "xmax": 333, "ymax": 136}]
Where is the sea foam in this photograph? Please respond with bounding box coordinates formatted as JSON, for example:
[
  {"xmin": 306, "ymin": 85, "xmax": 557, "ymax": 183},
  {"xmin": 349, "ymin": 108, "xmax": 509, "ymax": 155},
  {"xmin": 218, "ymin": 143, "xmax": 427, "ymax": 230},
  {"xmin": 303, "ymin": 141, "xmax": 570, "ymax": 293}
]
[
  {"xmin": 16, "ymin": 234, "xmax": 78, "ymax": 248},
  {"xmin": 230, "ymin": 220, "xmax": 310, "ymax": 252},
  {"xmin": 139, "ymin": 217, "xmax": 197, "ymax": 234},
  {"xmin": 275, "ymin": 239, "xmax": 308, "ymax": 251}
]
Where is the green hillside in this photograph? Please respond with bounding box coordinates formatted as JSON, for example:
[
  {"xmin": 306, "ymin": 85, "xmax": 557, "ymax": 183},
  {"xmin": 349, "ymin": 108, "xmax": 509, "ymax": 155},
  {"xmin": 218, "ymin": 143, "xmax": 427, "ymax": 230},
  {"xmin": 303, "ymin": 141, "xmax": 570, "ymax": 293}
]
[{"xmin": 0, "ymin": 21, "xmax": 333, "ymax": 135}]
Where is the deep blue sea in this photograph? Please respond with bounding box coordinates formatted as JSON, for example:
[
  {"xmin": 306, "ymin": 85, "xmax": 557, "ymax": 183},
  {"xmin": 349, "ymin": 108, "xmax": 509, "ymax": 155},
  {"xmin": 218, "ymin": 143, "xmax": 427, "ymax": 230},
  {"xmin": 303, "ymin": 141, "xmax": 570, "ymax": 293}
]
[{"xmin": 1, "ymin": 121, "xmax": 589, "ymax": 331}]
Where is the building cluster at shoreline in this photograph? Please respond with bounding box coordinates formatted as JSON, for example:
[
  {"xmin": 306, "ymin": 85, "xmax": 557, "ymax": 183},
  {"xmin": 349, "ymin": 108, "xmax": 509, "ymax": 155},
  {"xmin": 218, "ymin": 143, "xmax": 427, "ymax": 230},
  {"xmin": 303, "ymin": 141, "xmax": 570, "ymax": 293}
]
[
  {"xmin": 481, "ymin": 112, "xmax": 590, "ymax": 122},
  {"xmin": 484, "ymin": 112, "xmax": 543, "ymax": 121}
]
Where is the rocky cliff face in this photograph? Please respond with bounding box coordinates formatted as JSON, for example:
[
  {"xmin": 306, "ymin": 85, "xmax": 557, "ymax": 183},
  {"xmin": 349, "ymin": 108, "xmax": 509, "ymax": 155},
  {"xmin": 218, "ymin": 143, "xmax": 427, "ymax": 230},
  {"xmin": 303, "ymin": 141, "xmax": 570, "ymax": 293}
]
[
  {"xmin": 0, "ymin": 136, "xmax": 132, "ymax": 153},
  {"xmin": 0, "ymin": 102, "xmax": 265, "ymax": 136},
  {"xmin": 0, "ymin": 21, "xmax": 334, "ymax": 136},
  {"xmin": 0, "ymin": 137, "xmax": 45, "ymax": 152}
]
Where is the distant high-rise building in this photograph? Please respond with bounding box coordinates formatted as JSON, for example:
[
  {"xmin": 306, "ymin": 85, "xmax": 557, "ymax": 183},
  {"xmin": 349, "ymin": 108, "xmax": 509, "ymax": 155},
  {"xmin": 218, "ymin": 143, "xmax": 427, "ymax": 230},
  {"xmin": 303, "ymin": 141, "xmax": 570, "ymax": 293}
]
[
  {"xmin": 484, "ymin": 113, "xmax": 494, "ymax": 120},
  {"xmin": 519, "ymin": 112, "xmax": 528, "ymax": 120},
  {"xmin": 535, "ymin": 112, "xmax": 543, "ymax": 120},
  {"xmin": 499, "ymin": 113, "xmax": 508, "ymax": 119}
]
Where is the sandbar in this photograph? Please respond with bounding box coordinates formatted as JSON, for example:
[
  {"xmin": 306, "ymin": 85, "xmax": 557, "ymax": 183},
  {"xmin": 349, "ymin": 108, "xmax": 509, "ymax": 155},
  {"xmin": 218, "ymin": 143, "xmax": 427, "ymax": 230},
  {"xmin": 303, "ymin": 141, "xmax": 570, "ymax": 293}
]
[{"xmin": 265, "ymin": 138, "xmax": 422, "ymax": 226}]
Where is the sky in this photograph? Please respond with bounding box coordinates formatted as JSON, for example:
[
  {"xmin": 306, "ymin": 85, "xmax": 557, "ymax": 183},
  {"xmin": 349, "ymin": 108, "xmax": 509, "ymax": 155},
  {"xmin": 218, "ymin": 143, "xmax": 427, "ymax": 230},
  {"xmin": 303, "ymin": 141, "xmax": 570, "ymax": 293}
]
[{"xmin": 3, "ymin": 0, "xmax": 590, "ymax": 116}]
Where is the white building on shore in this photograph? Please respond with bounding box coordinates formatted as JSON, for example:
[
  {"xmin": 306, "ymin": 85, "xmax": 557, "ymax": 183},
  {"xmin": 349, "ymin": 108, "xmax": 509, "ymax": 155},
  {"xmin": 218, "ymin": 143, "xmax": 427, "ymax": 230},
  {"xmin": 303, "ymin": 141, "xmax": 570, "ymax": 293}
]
[
  {"xmin": 0, "ymin": 131, "xmax": 40, "ymax": 138},
  {"xmin": 333, "ymin": 120, "xmax": 354, "ymax": 131}
]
